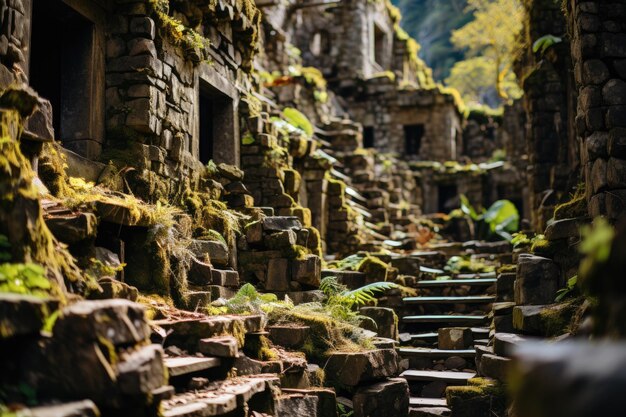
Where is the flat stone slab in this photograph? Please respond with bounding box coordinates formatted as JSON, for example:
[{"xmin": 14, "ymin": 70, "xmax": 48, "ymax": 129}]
[
  {"xmin": 198, "ymin": 336, "xmax": 239, "ymax": 358},
  {"xmin": 402, "ymin": 315, "xmax": 488, "ymax": 325},
  {"xmin": 410, "ymin": 397, "xmax": 448, "ymax": 407},
  {"xmin": 403, "ymin": 296, "xmax": 495, "ymax": 305},
  {"xmin": 27, "ymin": 400, "xmax": 99, "ymax": 417},
  {"xmin": 324, "ymin": 349, "xmax": 399, "ymax": 387},
  {"xmin": 416, "ymin": 278, "xmax": 497, "ymax": 288},
  {"xmin": 401, "ymin": 370, "xmax": 476, "ymax": 384},
  {"xmin": 399, "ymin": 348, "xmax": 476, "ymax": 359},
  {"xmin": 165, "ymin": 356, "xmax": 221, "ymax": 377},
  {"xmin": 409, "ymin": 406, "xmax": 451, "ymax": 417},
  {"xmin": 494, "ymin": 332, "xmax": 527, "ymax": 357},
  {"xmin": 262, "ymin": 216, "xmax": 302, "ymax": 232}
]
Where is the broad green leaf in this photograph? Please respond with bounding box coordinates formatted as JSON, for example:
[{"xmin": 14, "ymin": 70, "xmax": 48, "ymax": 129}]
[{"xmin": 484, "ymin": 200, "xmax": 519, "ymax": 233}]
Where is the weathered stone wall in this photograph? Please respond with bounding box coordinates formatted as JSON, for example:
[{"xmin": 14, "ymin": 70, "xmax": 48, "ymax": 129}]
[
  {"xmin": 567, "ymin": 0, "xmax": 626, "ymax": 220},
  {"xmin": 519, "ymin": 0, "xmax": 578, "ymax": 231}
]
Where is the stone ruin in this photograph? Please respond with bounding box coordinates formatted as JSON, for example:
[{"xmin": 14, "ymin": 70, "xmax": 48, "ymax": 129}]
[{"xmin": 1, "ymin": 0, "xmax": 626, "ymax": 416}]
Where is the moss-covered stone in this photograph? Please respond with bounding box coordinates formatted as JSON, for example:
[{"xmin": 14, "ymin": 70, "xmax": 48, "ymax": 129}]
[{"xmin": 446, "ymin": 377, "xmax": 507, "ymax": 417}]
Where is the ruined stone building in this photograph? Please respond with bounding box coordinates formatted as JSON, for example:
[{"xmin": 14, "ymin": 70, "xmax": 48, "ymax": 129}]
[{"xmin": 3, "ymin": 0, "xmax": 626, "ymax": 416}]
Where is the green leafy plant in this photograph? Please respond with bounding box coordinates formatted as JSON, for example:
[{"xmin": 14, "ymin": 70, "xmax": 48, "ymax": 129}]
[
  {"xmin": 206, "ymin": 283, "xmax": 289, "ymax": 315},
  {"xmin": 556, "ymin": 275, "xmax": 578, "ymax": 302},
  {"xmin": 532, "ymin": 34, "xmax": 562, "ymax": 55},
  {"xmin": 0, "ymin": 263, "xmax": 51, "ymax": 297},
  {"xmin": 578, "ymin": 218, "xmax": 615, "ymax": 285},
  {"xmin": 445, "ymin": 256, "xmax": 495, "ymax": 274},
  {"xmin": 459, "ymin": 194, "xmax": 519, "ymax": 241}
]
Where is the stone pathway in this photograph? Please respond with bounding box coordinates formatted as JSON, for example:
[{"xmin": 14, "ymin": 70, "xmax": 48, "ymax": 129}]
[{"xmin": 393, "ymin": 252, "xmax": 499, "ymax": 417}]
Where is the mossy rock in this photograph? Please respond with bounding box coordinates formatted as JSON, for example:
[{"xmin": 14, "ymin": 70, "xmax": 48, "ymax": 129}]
[{"xmin": 446, "ymin": 377, "xmax": 507, "ymax": 417}]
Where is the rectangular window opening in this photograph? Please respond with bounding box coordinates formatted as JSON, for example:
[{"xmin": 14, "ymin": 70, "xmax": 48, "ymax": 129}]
[
  {"xmin": 373, "ymin": 24, "xmax": 386, "ymax": 66},
  {"xmin": 363, "ymin": 126, "xmax": 375, "ymax": 149},
  {"xmin": 404, "ymin": 124, "xmax": 424, "ymax": 156},
  {"xmin": 199, "ymin": 82, "xmax": 235, "ymax": 165},
  {"xmin": 438, "ymin": 184, "xmax": 458, "ymax": 213}
]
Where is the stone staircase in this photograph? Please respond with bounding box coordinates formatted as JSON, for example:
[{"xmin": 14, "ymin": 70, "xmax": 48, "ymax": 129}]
[{"xmin": 393, "ymin": 253, "xmax": 499, "ymax": 417}]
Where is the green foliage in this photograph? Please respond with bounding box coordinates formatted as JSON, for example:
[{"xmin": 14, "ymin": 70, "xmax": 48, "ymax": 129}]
[
  {"xmin": 337, "ymin": 403, "xmax": 354, "ymax": 417},
  {"xmin": 532, "ymin": 34, "xmax": 562, "ymax": 55},
  {"xmin": 556, "ymin": 275, "xmax": 578, "ymax": 302},
  {"xmin": 447, "ymin": 0, "xmax": 524, "ymax": 106},
  {"xmin": 206, "ymin": 283, "xmax": 288, "ymax": 315},
  {"xmin": 578, "ymin": 218, "xmax": 615, "ymax": 285},
  {"xmin": 282, "ymin": 107, "xmax": 314, "ymax": 137},
  {"xmin": 0, "ymin": 263, "xmax": 51, "ymax": 297},
  {"xmin": 321, "ymin": 276, "xmax": 399, "ymax": 309},
  {"xmin": 458, "ymin": 194, "xmax": 520, "ymax": 241}
]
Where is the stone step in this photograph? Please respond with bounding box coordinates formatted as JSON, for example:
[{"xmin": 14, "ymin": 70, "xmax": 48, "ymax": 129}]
[
  {"xmin": 410, "ymin": 397, "xmax": 448, "ymax": 407},
  {"xmin": 162, "ymin": 376, "xmax": 276, "ymax": 417},
  {"xmin": 402, "ymin": 315, "xmax": 488, "ymax": 326},
  {"xmin": 165, "ymin": 356, "xmax": 221, "ymax": 378},
  {"xmin": 403, "ymin": 296, "xmax": 496, "ymax": 305},
  {"xmin": 416, "ymin": 278, "xmax": 497, "ymax": 288},
  {"xmin": 408, "ymin": 327, "xmax": 490, "ymax": 344},
  {"xmin": 401, "ymin": 370, "xmax": 476, "ymax": 384},
  {"xmin": 399, "ymin": 348, "xmax": 476, "ymax": 359}
]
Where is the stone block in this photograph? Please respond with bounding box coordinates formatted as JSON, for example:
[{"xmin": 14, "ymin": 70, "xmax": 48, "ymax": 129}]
[
  {"xmin": 322, "ymin": 269, "xmax": 366, "ymax": 289},
  {"xmin": 198, "ymin": 336, "xmax": 239, "ymax": 358},
  {"xmin": 275, "ymin": 394, "xmax": 318, "ymax": 417},
  {"xmin": 264, "ymin": 230, "xmax": 297, "ymax": 249},
  {"xmin": 324, "ymin": 349, "xmax": 399, "ymax": 387},
  {"xmin": 352, "ymin": 378, "xmax": 409, "ymax": 417},
  {"xmin": 359, "ymin": 307, "xmax": 398, "ymax": 339},
  {"xmin": 188, "ymin": 257, "xmax": 213, "ymax": 285},
  {"xmin": 545, "ymin": 217, "xmax": 589, "ymax": 241},
  {"xmin": 291, "ymin": 255, "xmax": 321, "ymax": 287},
  {"xmin": 245, "ymin": 221, "xmax": 264, "ymax": 245},
  {"xmin": 262, "ymin": 216, "xmax": 302, "ymax": 232},
  {"xmin": 266, "ymin": 258, "xmax": 290, "ymax": 291},
  {"xmin": 494, "ymin": 333, "xmax": 526, "ymax": 357},
  {"xmin": 268, "ymin": 325, "xmax": 309, "ymax": 349},
  {"xmin": 53, "ymin": 299, "xmax": 149, "ymax": 345},
  {"xmin": 390, "ymin": 257, "xmax": 421, "ymax": 275},
  {"xmin": 191, "ymin": 239, "xmax": 229, "ymax": 267},
  {"xmin": 438, "ymin": 327, "xmax": 473, "ymax": 350},
  {"xmin": 512, "ymin": 303, "xmax": 577, "ymax": 336},
  {"xmin": 479, "ymin": 354, "xmax": 510, "ymax": 381},
  {"xmin": 514, "ymin": 255, "xmax": 560, "ymax": 305}
]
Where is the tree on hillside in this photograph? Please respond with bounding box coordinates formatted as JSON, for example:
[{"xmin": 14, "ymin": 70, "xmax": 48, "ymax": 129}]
[{"xmin": 446, "ymin": 0, "xmax": 523, "ymax": 106}]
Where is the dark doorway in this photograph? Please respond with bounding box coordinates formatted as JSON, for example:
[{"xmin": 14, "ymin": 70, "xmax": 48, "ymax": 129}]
[
  {"xmin": 363, "ymin": 126, "xmax": 375, "ymax": 149},
  {"xmin": 198, "ymin": 81, "xmax": 235, "ymax": 165},
  {"xmin": 30, "ymin": 0, "xmax": 94, "ymax": 145},
  {"xmin": 404, "ymin": 124, "xmax": 424, "ymax": 156},
  {"xmin": 438, "ymin": 184, "xmax": 458, "ymax": 213}
]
